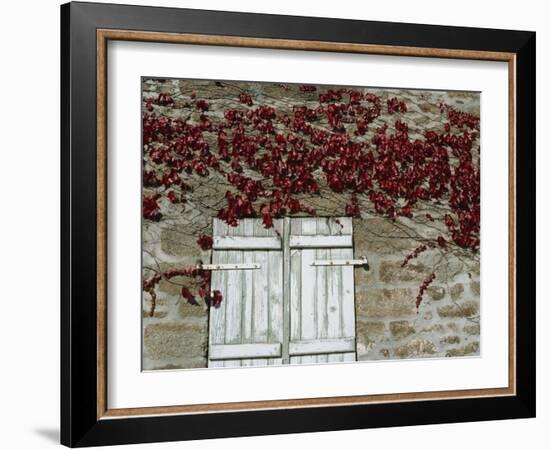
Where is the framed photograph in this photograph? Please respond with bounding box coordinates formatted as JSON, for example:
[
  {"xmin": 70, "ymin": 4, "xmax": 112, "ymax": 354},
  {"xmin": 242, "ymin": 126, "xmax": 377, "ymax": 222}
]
[{"xmin": 61, "ymin": 1, "xmax": 536, "ymax": 447}]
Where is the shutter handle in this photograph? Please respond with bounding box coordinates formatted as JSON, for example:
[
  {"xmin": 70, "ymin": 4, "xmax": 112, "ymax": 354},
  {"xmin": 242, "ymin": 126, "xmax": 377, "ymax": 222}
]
[
  {"xmin": 311, "ymin": 256, "xmax": 369, "ymax": 268},
  {"xmin": 198, "ymin": 260, "xmax": 261, "ymax": 271}
]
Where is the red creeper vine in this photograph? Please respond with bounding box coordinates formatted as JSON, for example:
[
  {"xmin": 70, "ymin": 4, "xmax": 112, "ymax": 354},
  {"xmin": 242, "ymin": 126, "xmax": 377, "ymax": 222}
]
[{"xmin": 142, "ymin": 82, "xmax": 480, "ymax": 311}]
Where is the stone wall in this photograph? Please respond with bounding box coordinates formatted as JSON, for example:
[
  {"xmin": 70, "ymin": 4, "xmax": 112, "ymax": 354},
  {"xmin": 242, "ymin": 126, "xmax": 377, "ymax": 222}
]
[
  {"xmin": 142, "ymin": 225, "xmax": 210, "ymax": 370},
  {"xmin": 353, "ymin": 217, "xmax": 480, "ymax": 361},
  {"xmin": 143, "ymin": 213, "xmax": 480, "ymax": 369},
  {"xmin": 141, "ymin": 78, "xmax": 480, "ymax": 370}
]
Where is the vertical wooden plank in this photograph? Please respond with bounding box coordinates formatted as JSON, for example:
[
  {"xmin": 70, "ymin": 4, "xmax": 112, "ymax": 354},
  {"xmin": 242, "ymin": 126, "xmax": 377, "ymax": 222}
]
[
  {"xmin": 316, "ymin": 217, "xmax": 330, "ymax": 235},
  {"xmin": 259, "ymin": 219, "xmax": 284, "ymax": 367},
  {"xmin": 333, "ymin": 216, "xmax": 352, "ymax": 235},
  {"xmin": 341, "ymin": 246, "xmax": 356, "ymax": 362},
  {"xmin": 209, "ymin": 250, "xmax": 224, "ymax": 345},
  {"xmin": 289, "ymin": 218, "xmax": 302, "ymax": 365},
  {"xmin": 208, "ymin": 250, "xmax": 227, "ymax": 367},
  {"xmin": 314, "ymin": 218, "xmax": 329, "ymax": 363},
  {"xmin": 239, "ymin": 220, "xmax": 254, "ymax": 367},
  {"xmin": 337, "ymin": 217, "xmax": 354, "ymax": 363},
  {"xmin": 290, "ymin": 217, "xmax": 302, "ymax": 236},
  {"xmin": 315, "ymin": 218, "xmax": 329, "ymax": 335},
  {"xmin": 210, "ymin": 219, "xmax": 226, "ymax": 368},
  {"xmin": 327, "ymin": 247, "xmax": 344, "ymax": 364},
  {"xmin": 251, "ymin": 220, "xmax": 267, "ymax": 367},
  {"xmin": 252, "ymin": 249, "xmax": 268, "ymax": 366},
  {"xmin": 327, "ymin": 217, "xmax": 339, "ymax": 235},
  {"xmin": 326, "ymin": 247, "xmax": 342, "ymax": 340},
  {"xmin": 315, "ymin": 248, "xmax": 327, "ymax": 364},
  {"xmin": 251, "ymin": 218, "xmax": 282, "ymax": 237},
  {"xmin": 241, "ymin": 267, "xmax": 254, "ymax": 366},
  {"xmin": 281, "ymin": 217, "xmax": 291, "ymax": 365},
  {"xmin": 269, "ymin": 249, "xmax": 284, "ymax": 366},
  {"xmin": 299, "ymin": 217, "xmax": 317, "ymax": 364},
  {"xmin": 224, "ymin": 250, "xmax": 242, "ymax": 345},
  {"xmin": 240, "ymin": 218, "xmax": 252, "ymax": 236},
  {"xmin": 289, "ymin": 247, "xmax": 302, "ymax": 365},
  {"xmin": 273, "ymin": 218, "xmax": 284, "ymax": 239},
  {"xmin": 341, "ymin": 219, "xmax": 355, "ymax": 363},
  {"xmin": 213, "ymin": 218, "xmax": 228, "ymax": 238},
  {"xmin": 226, "ymin": 219, "xmax": 237, "ymax": 236},
  {"xmin": 254, "ymin": 221, "xmax": 270, "ymax": 337},
  {"xmin": 341, "ymin": 248, "xmax": 356, "ymax": 338}
]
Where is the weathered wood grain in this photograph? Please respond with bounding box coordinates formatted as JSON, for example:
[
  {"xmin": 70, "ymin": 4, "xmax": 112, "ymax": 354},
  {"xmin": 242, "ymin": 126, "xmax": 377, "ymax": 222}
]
[
  {"xmin": 289, "ymin": 218, "xmax": 357, "ymax": 364},
  {"xmin": 210, "ymin": 217, "xmax": 356, "ymax": 367},
  {"xmin": 213, "ymin": 236, "xmax": 281, "ymax": 250},
  {"xmin": 210, "ymin": 343, "xmax": 281, "ymax": 360},
  {"xmin": 289, "ymin": 235, "xmax": 353, "ymax": 248},
  {"xmin": 289, "ymin": 338, "xmax": 356, "ymax": 356},
  {"xmin": 209, "ymin": 219, "xmax": 284, "ymax": 367}
]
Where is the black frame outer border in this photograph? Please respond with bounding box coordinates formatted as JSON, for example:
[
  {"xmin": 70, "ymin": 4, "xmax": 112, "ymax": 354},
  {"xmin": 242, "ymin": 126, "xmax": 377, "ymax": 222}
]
[{"xmin": 61, "ymin": 2, "xmax": 536, "ymax": 447}]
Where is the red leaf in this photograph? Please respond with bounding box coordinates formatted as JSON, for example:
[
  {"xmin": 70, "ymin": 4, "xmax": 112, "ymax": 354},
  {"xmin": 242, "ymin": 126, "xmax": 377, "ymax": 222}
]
[
  {"xmin": 167, "ymin": 191, "xmax": 178, "ymax": 203},
  {"xmin": 196, "ymin": 234, "xmax": 213, "ymax": 250},
  {"xmin": 142, "ymin": 195, "xmax": 161, "ymax": 221},
  {"xmin": 210, "ymin": 290, "xmax": 223, "ymax": 308},
  {"xmin": 196, "ymin": 99, "xmax": 209, "ymax": 111},
  {"xmin": 262, "ymin": 213, "xmax": 274, "ymax": 229},
  {"xmin": 181, "ymin": 287, "xmax": 198, "ymax": 305},
  {"xmin": 238, "ymin": 92, "xmax": 253, "ymax": 106}
]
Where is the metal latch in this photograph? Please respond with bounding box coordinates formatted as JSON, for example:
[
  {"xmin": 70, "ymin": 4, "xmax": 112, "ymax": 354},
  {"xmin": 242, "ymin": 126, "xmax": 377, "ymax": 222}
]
[
  {"xmin": 196, "ymin": 261, "xmax": 260, "ymax": 271},
  {"xmin": 311, "ymin": 256, "xmax": 368, "ymax": 267}
]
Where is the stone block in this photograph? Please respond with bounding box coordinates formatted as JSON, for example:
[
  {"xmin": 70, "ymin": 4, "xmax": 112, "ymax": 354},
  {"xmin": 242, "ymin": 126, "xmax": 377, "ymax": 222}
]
[
  {"xmin": 427, "ymin": 285, "xmax": 445, "ymax": 301},
  {"xmin": 357, "ymin": 321, "xmax": 385, "ymax": 337},
  {"xmin": 450, "ymin": 283, "xmax": 464, "ymax": 301},
  {"xmin": 446, "ymin": 322, "xmax": 459, "ymax": 331},
  {"xmin": 437, "ymin": 301, "xmax": 479, "ymax": 318},
  {"xmin": 463, "ymin": 324, "xmax": 480, "ymax": 335},
  {"xmin": 440, "ymin": 335, "xmax": 461, "ymax": 344},
  {"xmin": 144, "ymin": 322, "xmax": 206, "ymax": 360},
  {"xmin": 379, "ymin": 261, "xmax": 429, "ymax": 283},
  {"xmin": 357, "ymin": 288, "xmax": 416, "ymax": 318},
  {"xmin": 389, "ymin": 320, "xmax": 415, "ymax": 338},
  {"xmin": 353, "ymin": 218, "xmax": 415, "ymax": 255},
  {"xmin": 394, "ymin": 338, "xmax": 437, "ymax": 358},
  {"xmin": 420, "ymin": 324, "xmax": 444, "ymax": 333},
  {"xmin": 160, "ymin": 227, "xmax": 202, "ymax": 257},
  {"xmin": 446, "ymin": 342, "xmax": 480, "ymax": 357}
]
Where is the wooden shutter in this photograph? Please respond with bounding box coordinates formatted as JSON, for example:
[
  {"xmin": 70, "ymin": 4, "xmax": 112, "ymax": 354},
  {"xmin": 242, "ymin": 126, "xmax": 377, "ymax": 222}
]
[
  {"xmin": 289, "ymin": 217, "xmax": 356, "ymax": 364},
  {"xmin": 208, "ymin": 218, "xmax": 284, "ymax": 367}
]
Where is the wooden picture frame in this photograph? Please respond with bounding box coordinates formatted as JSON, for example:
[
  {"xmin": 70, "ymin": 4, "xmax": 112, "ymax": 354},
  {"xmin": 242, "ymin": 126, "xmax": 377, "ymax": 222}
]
[{"xmin": 61, "ymin": 1, "xmax": 535, "ymax": 447}]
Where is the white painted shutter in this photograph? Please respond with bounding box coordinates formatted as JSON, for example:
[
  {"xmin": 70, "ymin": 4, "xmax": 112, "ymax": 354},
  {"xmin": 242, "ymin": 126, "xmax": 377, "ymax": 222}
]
[
  {"xmin": 208, "ymin": 218, "xmax": 284, "ymax": 367},
  {"xmin": 289, "ymin": 217, "xmax": 356, "ymax": 364}
]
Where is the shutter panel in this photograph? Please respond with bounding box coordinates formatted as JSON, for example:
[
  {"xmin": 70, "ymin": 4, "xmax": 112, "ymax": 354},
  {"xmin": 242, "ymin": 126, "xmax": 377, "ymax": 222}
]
[
  {"xmin": 208, "ymin": 219, "xmax": 284, "ymax": 367},
  {"xmin": 289, "ymin": 217, "xmax": 356, "ymax": 364}
]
